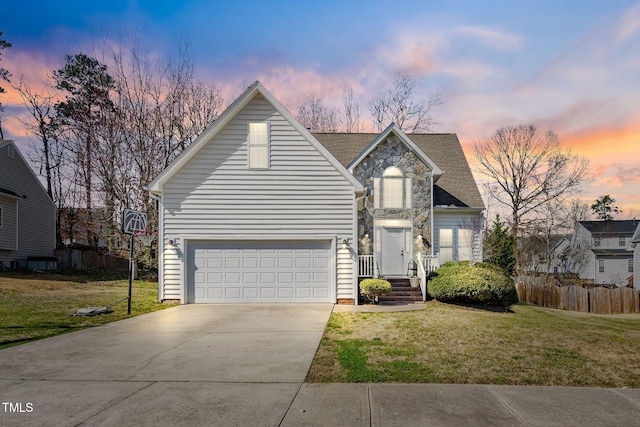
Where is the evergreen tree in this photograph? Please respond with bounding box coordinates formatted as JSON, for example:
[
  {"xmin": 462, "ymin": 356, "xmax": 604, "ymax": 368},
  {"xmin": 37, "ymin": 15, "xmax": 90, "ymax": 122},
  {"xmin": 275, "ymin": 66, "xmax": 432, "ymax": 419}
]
[
  {"xmin": 591, "ymin": 195, "xmax": 621, "ymax": 221},
  {"xmin": 484, "ymin": 214, "xmax": 516, "ymax": 275}
]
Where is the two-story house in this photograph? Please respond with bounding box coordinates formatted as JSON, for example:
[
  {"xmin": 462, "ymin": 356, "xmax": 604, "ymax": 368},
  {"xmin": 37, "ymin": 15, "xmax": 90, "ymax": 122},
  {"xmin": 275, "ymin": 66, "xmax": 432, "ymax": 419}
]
[
  {"xmin": 148, "ymin": 82, "xmax": 484, "ymax": 304},
  {"xmin": 569, "ymin": 220, "xmax": 638, "ymax": 286},
  {"xmin": 0, "ymin": 140, "xmax": 56, "ymax": 270}
]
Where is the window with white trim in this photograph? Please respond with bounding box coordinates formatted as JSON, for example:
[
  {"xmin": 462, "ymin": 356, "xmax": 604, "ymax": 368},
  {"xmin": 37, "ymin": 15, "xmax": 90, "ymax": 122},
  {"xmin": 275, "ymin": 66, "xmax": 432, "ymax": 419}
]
[
  {"xmin": 380, "ymin": 166, "xmax": 411, "ymax": 209},
  {"xmin": 619, "ymin": 236, "xmax": 626, "ymax": 247},
  {"xmin": 439, "ymin": 229, "xmax": 453, "ymax": 263},
  {"xmin": 458, "ymin": 229, "xmax": 474, "ymax": 261},
  {"xmin": 594, "ymin": 236, "xmax": 601, "ymax": 247},
  {"xmin": 629, "ymin": 259, "xmax": 634, "ymax": 273},
  {"xmin": 598, "ymin": 259, "xmax": 604, "ymax": 273},
  {"xmin": 248, "ymin": 122, "xmax": 269, "ymax": 169}
]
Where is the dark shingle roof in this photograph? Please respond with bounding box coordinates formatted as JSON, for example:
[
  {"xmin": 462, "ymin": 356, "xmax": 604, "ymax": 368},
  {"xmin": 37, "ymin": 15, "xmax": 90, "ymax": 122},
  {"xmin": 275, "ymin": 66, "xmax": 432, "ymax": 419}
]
[
  {"xmin": 313, "ymin": 133, "xmax": 485, "ymax": 209},
  {"xmin": 580, "ymin": 220, "xmax": 640, "ymax": 235}
]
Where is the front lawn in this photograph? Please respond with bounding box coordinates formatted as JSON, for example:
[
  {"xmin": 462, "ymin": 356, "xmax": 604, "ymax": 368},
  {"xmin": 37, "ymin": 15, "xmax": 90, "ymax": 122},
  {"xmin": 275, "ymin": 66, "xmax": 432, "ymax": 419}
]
[
  {"xmin": 307, "ymin": 301, "xmax": 640, "ymax": 387},
  {"xmin": 0, "ymin": 272, "xmax": 172, "ymax": 349}
]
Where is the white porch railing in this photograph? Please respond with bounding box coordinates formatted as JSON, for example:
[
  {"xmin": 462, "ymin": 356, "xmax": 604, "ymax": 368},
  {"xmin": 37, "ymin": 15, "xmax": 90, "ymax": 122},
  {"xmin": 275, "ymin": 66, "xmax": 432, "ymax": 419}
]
[
  {"xmin": 417, "ymin": 253, "xmax": 440, "ymax": 301},
  {"xmin": 358, "ymin": 255, "xmax": 376, "ymax": 277}
]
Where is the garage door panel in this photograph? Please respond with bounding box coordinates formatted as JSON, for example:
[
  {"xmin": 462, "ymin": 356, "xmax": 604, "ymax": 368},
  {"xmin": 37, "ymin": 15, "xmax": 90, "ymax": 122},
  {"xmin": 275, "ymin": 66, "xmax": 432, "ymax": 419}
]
[{"xmin": 188, "ymin": 240, "xmax": 332, "ymax": 303}]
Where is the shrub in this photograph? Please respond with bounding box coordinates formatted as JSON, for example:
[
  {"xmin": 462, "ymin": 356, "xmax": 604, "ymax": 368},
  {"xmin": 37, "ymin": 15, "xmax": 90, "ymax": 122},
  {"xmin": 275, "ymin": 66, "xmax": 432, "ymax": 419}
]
[
  {"xmin": 428, "ymin": 262, "xmax": 518, "ymax": 307},
  {"xmin": 359, "ymin": 278, "xmax": 392, "ymax": 303}
]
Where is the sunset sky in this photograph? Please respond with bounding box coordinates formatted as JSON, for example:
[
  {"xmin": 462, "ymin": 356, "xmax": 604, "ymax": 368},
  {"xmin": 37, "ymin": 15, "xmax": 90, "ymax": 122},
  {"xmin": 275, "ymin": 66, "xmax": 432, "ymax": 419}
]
[{"xmin": 2, "ymin": 0, "xmax": 639, "ymax": 217}]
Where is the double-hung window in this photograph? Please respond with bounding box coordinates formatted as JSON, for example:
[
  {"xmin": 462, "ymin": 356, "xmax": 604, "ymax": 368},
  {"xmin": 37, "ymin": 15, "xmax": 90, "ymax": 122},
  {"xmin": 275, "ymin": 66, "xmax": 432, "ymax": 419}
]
[
  {"xmin": 374, "ymin": 166, "xmax": 412, "ymax": 209},
  {"xmin": 248, "ymin": 122, "xmax": 269, "ymax": 169}
]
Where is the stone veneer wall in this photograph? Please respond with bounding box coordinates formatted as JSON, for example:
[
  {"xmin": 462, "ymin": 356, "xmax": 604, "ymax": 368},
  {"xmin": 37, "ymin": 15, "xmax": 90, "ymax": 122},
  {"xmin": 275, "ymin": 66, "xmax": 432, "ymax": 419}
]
[{"xmin": 352, "ymin": 135, "xmax": 433, "ymax": 255}]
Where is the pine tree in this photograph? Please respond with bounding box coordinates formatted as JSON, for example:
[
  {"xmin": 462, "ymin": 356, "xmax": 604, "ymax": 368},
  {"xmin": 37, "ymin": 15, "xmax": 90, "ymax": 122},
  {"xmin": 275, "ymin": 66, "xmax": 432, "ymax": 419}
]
[{"xmin": 484, "ymin": 214, "xmax": 516, "ymax": 275}]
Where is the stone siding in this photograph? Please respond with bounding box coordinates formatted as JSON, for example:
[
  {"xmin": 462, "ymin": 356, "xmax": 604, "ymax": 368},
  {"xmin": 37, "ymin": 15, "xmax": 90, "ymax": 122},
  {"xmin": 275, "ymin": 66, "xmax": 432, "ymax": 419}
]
[{"xmin": 353, "ymin": 135, "xmax": 433, "ymax": 254}]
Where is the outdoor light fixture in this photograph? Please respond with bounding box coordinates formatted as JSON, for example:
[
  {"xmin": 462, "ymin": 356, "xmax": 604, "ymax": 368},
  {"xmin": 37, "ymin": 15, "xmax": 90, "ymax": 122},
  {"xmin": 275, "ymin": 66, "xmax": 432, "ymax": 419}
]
[
  {"xmin": 342, "ymin": 239, "xmax": 348, "ymax": 249},
  {"xmin": 167, "ymin": 239, "xmax": 175, "ymax": 248}
]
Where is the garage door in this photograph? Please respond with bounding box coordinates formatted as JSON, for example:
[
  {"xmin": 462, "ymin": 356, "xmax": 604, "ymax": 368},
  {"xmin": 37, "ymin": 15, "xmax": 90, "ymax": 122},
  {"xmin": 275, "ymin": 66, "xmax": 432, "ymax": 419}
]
[{"xmin": 187, "ymin": 240, "xmax": 332, "ymax": 303}]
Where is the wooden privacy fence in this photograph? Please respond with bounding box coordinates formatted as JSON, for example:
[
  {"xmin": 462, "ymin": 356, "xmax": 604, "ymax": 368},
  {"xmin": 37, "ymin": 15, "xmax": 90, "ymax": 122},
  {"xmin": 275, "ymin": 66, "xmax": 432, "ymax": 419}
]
[
  {"xmin": 516, "ymin": 282, "xmax": 640, "ymax": 314},
  {"xmin": 56, "ymin": 248, "xmax": 129, "ymax": 271}
]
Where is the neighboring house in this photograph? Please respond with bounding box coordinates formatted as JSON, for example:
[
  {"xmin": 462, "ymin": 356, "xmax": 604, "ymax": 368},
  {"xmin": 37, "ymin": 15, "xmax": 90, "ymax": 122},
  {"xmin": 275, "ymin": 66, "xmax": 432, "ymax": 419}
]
[
  {"xmin": 524, "ymin": 235, "xmax": 571, "ymax": 274},
  {"xmin": 549, "ymin": 237, "xmax": 571, "ymax": 273},
  {"xmin": 630, "ymin": 222, "xmax": 640, "ymax": 290},
  {"xmin": 148, "ymin": 82, "xmax": 484, "ymax": 304},
  {"xmin": 569, "ymin": 220, "xmax": 638, "ymax": 286},
  {"xmin": 0, "ymin": 140, "xmax": 56, "ymax": 270}
]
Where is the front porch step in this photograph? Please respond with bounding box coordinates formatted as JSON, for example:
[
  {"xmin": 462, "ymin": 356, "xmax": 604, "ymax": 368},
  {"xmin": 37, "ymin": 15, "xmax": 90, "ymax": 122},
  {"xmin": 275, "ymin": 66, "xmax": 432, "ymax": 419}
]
[{"xmin": 379, "ymin": 277, "xmax": 423, "ymax": 304}]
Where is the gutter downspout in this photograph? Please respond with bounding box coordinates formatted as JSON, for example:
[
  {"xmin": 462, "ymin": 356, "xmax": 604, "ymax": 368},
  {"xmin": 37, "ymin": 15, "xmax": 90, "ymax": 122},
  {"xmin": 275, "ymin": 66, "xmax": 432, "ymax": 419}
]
[
  {"xmin": 150, "ymin": 192, "xmax": 163, "ymax": 303},
  {"xmin": 430, "ymin": 174, "xmax": 434, "ymax": 256}
]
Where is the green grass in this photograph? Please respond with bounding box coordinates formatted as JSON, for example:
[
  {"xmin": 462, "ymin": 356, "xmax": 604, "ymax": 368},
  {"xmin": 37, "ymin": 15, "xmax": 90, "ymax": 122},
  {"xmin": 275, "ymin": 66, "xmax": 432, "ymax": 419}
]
[
  {"xmin": 307, "ymin": 301, "xmax": 640, "ymax": 387},
  {"xmin": 0, "ymin": 272, "xmax": 172, "ymax": 349}
]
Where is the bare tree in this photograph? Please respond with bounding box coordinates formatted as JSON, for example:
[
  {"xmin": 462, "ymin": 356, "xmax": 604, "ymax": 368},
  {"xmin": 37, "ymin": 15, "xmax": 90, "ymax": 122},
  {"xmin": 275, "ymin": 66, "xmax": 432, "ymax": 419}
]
[
  {"xmin": 109, "ymin": 37, "xmax": 224, "ymax": 240},
  {"xmin": 368, "ymin": 73, "xmax": 441, "ymax": 133},
  {"xmin": 474, "ymin": 125, "xmax": 589, "ymax": 272},
  {"xmin": 341, "ymin": 86, "xmax": 361, "ymax": 133},
  {"xmin": 13, "ymin": 78, "xmax": 58, "ymax": 199},
  {"xmin": 296, "ymin": 95, "xmax": 338, "ymax": 133},
  {"xmin": 0, "ymin": 32, "xmax": 12, "ymax": 139}
]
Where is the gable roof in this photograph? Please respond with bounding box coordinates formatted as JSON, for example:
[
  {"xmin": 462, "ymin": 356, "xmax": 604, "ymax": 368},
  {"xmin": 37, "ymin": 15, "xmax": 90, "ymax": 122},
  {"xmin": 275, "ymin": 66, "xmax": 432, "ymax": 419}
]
[
  {"xmin": 579, "ymin": 220, "xmax": 640, "ymax": 235},
  {"xmin": 345, "ymin": 124, "xmax": 443, "ymax": 178},
  {"xmin": 313, "ymin": 132, "xmax": 485, "ymax": 209},
  {"xmin": 148, "ymin": 81, "xmax": 363, "ymax": 195},
  {"xmin": 629, "ymin": 222, "xmax": 640, "ymax": 248},
  {"xmin": 0, "ymin": 139, "xmax": 55, "ymax": 207}
]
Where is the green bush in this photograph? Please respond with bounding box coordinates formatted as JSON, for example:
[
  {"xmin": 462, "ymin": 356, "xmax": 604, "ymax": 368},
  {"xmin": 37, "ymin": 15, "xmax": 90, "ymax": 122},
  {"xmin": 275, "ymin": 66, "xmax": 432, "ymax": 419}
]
[
  {"xmin": 428, "ymin": 262, "xmax": 518, "ymax": 307},
  {"xmin": 359, "ymin": 278, "xmax": 392, "ymax": 303}
]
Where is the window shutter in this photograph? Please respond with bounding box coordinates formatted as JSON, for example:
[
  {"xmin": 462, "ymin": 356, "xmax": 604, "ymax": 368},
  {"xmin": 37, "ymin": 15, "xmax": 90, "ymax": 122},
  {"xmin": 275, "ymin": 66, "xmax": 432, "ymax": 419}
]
[
  {"xmin": 373, "ymin": 178, "xmax": 380, "ymax": 209},
  {"xmin": 404, "ymin": 177, "xmax": 412, "ymax": 209}
]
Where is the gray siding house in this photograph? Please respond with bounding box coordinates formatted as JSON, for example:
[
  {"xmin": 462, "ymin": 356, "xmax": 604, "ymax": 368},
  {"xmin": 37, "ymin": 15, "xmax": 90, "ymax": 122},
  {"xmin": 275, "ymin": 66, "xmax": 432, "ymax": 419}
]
[
  {"xmin": 0, "ymin": 140, "xmax": 56, "ymax": 270},
  {"xmin": 149, "ymin": 82, "xmax": 484, "ymax": 304},
  {"xmin": 631, "ymin": 223, "xmax": 640, "ymax": 289},
  {"xmin": 569, "ymin": 220, "xmax": 638, "ymax": 286}
]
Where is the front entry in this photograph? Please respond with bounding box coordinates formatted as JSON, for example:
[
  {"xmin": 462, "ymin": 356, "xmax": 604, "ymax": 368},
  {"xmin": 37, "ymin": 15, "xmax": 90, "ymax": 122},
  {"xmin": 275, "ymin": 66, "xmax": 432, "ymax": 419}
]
[{"xmin": 381, "ymin": 227, "xmax": 406, "ymax": 276}]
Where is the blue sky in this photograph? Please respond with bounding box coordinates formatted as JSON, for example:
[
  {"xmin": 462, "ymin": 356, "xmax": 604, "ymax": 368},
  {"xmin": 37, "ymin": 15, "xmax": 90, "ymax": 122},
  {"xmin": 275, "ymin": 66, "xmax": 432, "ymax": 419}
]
[{"xmin": 2, "ymin": 0, "xmax": 639, "ymax": 215}]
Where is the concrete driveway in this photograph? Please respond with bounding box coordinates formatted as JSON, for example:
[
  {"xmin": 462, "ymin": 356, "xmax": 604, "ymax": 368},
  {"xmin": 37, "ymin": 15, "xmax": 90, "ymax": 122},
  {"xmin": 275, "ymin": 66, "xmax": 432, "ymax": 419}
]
[{"xmin": 0, "ymin": 304, "xmax": 333, "ymax": 426}]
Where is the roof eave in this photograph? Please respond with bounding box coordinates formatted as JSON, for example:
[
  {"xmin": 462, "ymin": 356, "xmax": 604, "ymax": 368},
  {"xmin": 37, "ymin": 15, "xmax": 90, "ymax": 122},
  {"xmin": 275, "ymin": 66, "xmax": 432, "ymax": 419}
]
[
  {"xmin": 347, "ymin": 124, "xmax": 443, "ymax": 176},
  {"xmin": 148, "ymin": 81, "xmax": 363, "ymax": 195}
]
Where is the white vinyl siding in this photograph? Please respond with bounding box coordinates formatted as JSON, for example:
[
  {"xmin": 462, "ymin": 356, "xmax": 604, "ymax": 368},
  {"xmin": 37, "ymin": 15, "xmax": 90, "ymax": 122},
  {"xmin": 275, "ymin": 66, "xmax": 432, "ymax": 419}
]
[{"xmin": 160, "ymin": 94, "xmax": 356, "ymax": 302}]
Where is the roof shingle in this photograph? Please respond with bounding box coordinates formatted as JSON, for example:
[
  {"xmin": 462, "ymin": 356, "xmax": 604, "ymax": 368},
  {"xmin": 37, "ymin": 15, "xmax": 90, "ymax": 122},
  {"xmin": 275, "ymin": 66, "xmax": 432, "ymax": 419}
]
[{"xmin": 312, "ymin": 133, "xmax": 485, "ymax": 209}]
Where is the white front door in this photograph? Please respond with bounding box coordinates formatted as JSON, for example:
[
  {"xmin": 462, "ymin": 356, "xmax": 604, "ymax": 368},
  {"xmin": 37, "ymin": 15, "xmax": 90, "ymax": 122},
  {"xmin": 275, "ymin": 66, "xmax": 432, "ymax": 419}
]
[{"xmin": 381, "ymin": 228, "xmax": 405, "ymax": 276}]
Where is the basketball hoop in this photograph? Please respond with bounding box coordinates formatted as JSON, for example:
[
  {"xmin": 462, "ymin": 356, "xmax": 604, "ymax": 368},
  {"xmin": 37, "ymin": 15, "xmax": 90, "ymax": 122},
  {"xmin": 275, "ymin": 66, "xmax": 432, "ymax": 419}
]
[{"xmin": 134, "ymin": 230, "xmax": 157, "ymax": 247}]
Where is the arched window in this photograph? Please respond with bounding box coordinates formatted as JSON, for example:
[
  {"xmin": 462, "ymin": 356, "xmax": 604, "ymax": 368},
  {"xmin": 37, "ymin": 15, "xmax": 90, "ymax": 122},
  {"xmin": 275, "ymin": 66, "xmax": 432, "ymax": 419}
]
[{"xmin": 382, "ymin": 166, "xmax": 404, "ymax": 208}]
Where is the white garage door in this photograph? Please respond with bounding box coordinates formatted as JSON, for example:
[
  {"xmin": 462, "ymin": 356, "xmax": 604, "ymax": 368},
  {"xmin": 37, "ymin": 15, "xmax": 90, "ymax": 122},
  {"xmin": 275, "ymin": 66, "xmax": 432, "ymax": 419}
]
[{"xmin": 187, "ymin": 240, "xmax": 332, "ymax": 303}]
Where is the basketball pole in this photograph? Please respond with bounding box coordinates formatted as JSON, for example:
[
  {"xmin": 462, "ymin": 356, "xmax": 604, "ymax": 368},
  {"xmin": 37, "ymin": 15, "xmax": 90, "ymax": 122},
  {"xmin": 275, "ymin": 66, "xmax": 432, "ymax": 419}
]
[{"xmin": 128, "ymin": 233, "xmax": 134, "ymax": 314}]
